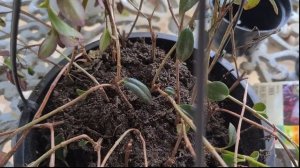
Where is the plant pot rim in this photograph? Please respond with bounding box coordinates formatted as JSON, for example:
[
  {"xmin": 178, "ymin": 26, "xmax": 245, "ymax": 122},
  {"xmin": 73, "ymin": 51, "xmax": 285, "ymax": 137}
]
[
  {"xmin": 14, "ymin": 32, "xmax": 275, "ymax": 167},
  {"xmin": 211, "ymin": 0, "xmax": 292, "ymax": 33}
]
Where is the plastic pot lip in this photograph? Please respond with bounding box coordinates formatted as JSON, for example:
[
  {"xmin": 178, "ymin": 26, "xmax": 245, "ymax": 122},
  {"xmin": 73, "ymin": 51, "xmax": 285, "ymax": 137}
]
[
  {"xmin": 210, "ymin": 0, "xmax": 292, "ymax": 33},
  {"xmin": 15, "ymin": 32, "xmax": 274, "ymax": 166}
]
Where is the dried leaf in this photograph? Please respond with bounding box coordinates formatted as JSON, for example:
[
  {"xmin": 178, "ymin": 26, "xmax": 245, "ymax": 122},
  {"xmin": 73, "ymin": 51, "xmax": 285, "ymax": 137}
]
[
  {"xmin": 57, "ymin": 0, "xmax": 85, "ymax": 26},
  {"xmin": 59, "ymin": 34, "xmax": 82, "ymax": 47},
  {"xmin": 124, "ymin": 78, "xmax": 152, "ymax": 104},
  {"xmin": 38, "ymin": 30, "xmax": 58, "ymax": 58},
  {"xmin": 176, "ymin": 28, "xmax": 194, "ymax": 62}
]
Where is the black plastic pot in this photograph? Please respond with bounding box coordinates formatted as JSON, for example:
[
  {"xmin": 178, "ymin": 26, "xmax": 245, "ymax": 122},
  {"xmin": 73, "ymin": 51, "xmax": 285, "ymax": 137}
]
[
  {"xmin": 213, "ymin": 0, "xmax": 291, "ymax": 55},
  {"xmin": 14, "ymin": 32, "xmax": 275, "ymax": 166}
]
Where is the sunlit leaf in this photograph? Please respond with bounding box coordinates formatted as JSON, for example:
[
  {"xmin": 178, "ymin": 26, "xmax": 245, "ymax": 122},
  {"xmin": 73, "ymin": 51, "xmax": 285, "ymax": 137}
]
[
  {"xmin": 222, "ymin": 153, "xmax": 246, "ymax": 167},
  {"xmin": 207, "ymin": 81, "xmax": 229, "ymax": 101},
  {"xmin": 179, "ymin": 0, "xmax": 198, "ymax": 15},
  {"xmin": 243, "ymin": 0, "xmax": 260, "ymax": 10},
  {"xmin": 253, "ymin": 102, "xmax": 268, "ymax": 119},
  {"xmin": 57, "ymin": 0, "xmax": 85, "ymax": 26},
  {"xmin": 248, "ymin": 151, "xmax": 261, "ymax": 167},
  {"xmin": 165, "ymin": 87, "xmax": 175, "ymax": 96},
  {"xmin": 123, "ymin": 78, "xmax": 152, "ymax": 104},
  {"xmin": 99, "ymin": 29, "xmax": 112, "ymax": 54},
  {"xmin": 38, "ymin": 30, "xmax": 58, "ymax": 58},
  {"xmin": 179, "ymin": 104, "xmax": 195, "ymax": 120},
  {"xmin": 39, "ymin": 0, "xmax": 49, "ymax": 8},
  {"xmin": 47, "ymin": 6, "xmax": 82, "ymax": 38},
  {"xmin": 176, "ymin": 28, "xmax": 194, "ymax": 62}
]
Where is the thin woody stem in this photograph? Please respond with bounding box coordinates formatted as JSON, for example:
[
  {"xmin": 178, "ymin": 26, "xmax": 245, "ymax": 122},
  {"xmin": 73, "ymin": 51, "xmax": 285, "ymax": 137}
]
[{"xmin": 126, "ymin": 0, "xmax": 144, "ymax": 39}]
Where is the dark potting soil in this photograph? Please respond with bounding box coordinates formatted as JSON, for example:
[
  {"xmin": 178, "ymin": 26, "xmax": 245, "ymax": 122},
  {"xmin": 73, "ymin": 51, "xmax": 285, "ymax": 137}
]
[{"xmin": 38, "ymin": 39, "xmax": 230, "ymax": 167}]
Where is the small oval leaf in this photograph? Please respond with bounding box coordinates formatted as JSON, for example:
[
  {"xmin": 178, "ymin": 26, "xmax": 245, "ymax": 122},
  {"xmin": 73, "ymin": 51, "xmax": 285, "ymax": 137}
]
[
  {"xmin": 76, "ymin": 88, "xmax": 86, "ymax": 96},
  {"xmin": 176, "ymin": 28, "xmax": 194, "ymax": 62},
  {"xmin": 249, "ymin": 151, "xmax": 260, "ymax": 167},
  {"xmin": 207, "ymin": 81, "xmax": 229, "ymax": 101},
  {"xmin": 165, "ymin": 87, "xmax": 175, "ymax": 96},
  {"xmin": 47, "ymin": 6, "xmax": 82, "ymax": 38},
  {"xmin": 27, "ymin": 67, "xmax": 35, "ymax": 76},
  {"xmin": 99, "ymin": 29, "xmax": 112, "ymax": 53},
  {"xmin": 57, "ymin": 0, "xmax": 85, "ymax": 26},
  {"xmin": 243, "ymin": 0, "xmax": 260, "ymax": 10},
  {"xmin": 124, "ymin": 78, "xmax": 152, "ymax": 104},
  {"xmin": 179, "ymin": 0, "xmax": 198, "ymax": 15},
  {"xmin": 227, "ymin": 123, "xmax": 237, "ymax": 149},
  {"xmin": 253, "ymin": 102, "xmax": 268, "ymax": 119},
  {"xmin": 38, "ymin": 30, "xmax": 58, "ymax": 58},
  {"xmin": 179, "ymin": 104, "xmax": 195, "ymax": 120}
]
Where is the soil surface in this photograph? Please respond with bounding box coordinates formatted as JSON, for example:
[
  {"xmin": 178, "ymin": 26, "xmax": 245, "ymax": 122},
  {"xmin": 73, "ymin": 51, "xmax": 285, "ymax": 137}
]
[{"xmin": 39, "ymin": 39, "xmax": 229, "ymax": 167}]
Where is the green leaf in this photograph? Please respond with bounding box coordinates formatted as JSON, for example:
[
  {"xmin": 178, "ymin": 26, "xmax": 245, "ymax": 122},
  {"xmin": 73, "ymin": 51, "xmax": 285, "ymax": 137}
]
[
  {"xmin": 165, "ymin": 87, "xmax": 175, "ymax": 96},
  {"xmin": 39, "ymin": 0, "xmax": 49, "ymax": 8},
  {"xmin": 76, "ymin": 88, "xmax": 86, "ymax": 96},
  {"xmin": 253, "ymin": 102, "xmax": 268, "ymax": 119},
  {"xmin": 27, "ymin": 67, "xmax": 35, "ymax": 76},
  {"xmin": 0, "ymin": 17, "xmax": 6, "ymax": 27},
  {"xmin": 228, "ymin": 123, "xmax": 237, "ymax": 148},
  {"xmin": 249, "ymin": 151, "xmax": 261, "ymax": 167},
  {"xmin": 207, "ymin": 81, "xmax": 229, "ymax": 101},
  {"xmin": 179, "ymin": 104, "xmax": 195, "ymax": 120},
  {"xmin": 57, "ymin": 0, "xmax": 85, "ymax": 26},
  {"xmin": 55, "ymin": 134, "xmax": 68, "ymax": 160},
  {"xmin": 47, "ymin": 6, "xmax": 82, "ymax": 38},
  {"xmin": 268, "ymin": 0, "xmax": 279, "ymax": 15},
  {"xmin": 78, "ymin": 140, "xmax": 89, "ymax": 150},
  {"xmin": 176, "ymin": 28, "xmax": 194, "ymax": 62},
  {"xmin": 179, "ymin": 0, "xmax": 198, "ymax": 15},
  {"xmin": 99, "ymin": 29, "xmax": 112, "ymax": 54},
  {"xmin": 38, "ymin": 29, "xmax": 58, "ymax": 58},
  {"xmin": 222, "ymin": 153, "xmax": 246, "ymax": 167},
  {"xmin": 123, "ymin": 78, "xmax": 152, "ymax": 104}
]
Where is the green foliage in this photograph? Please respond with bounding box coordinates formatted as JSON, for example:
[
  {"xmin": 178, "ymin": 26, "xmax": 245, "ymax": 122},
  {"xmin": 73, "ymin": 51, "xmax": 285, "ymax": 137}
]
[
  {"xmin": 54, "ymin": 134, "xmax": 69, "ymax": 166},
  {"xmin": 227, "ymin": 123, "xmax": 237, "ymax": 149},
  {"xmin": 99, "ymin": 29, "xmax": 112, "ymax": 54},
  {"xmin": 179, "ymin": 0, "xmax": 198, "ymax": 16},
  {"xmin": 207, "ymin": 81, "xmax": 229, "ymax": 101},
  {"xmin": 233, "ymin": 0, "xmax": 278, "ymax": 14},
  {"xmin": 123, "ymin": 78, "xmax": 152, "ymax": 104},
  {"xmin": 78, "ymin": 140, "xmax": 89, "ymax": 150},
  {"xmin": 253, "ymin": 102, "xmax": 268, "ymax": 119},
  {"xmin": 176, "ymin": 28, "xmax": 194, "ymax": 62},
  {"xmin": 221, "ymin": 153, "xmax": 246, "ymax": 167},
  {"xmin": 38, "ymin": 29, "xmax": 58, "ymax": 58},
  {"xmin": 76, "ymin": 88, "xmax": 86, "ymax": 96},
  {"xmin": 165, "ymin": 87, "xmax": 175, "ymax": 96}
]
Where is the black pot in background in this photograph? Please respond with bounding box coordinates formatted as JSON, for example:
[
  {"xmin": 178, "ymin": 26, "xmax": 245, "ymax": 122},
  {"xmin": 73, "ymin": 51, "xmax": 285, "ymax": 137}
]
[
  {"xmin": 213, "ymin": 0, "xmax": 291, "ymax": 56},
  {"xmin": 14, "ymin": 32, "xmax": 275, "ymax": 166}
]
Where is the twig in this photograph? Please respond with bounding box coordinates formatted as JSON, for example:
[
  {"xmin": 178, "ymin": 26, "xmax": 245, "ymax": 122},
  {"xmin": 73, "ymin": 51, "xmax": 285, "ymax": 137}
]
[
  {"xmin": 126, "ymin": 0, "xmax": 144, "ymax": 39},
  {"xmin": 156, "ymin": 87, "xmax": 227, "ymax": 167},
  {"xmin": 182, "ymin": 120, "xmax": 196, "ymax": 158},
  {"xmin": 229, "ymin": 72, "xmax": 247, "ymax": 92},
  {"xmin": 115, "ymin": 84, "xmax": 133, "ymax": 109},
  {"xmin": 57, "ymin": 50, "xmax": 110, "ymax": 102},
  {"xmin": 27, "ymin": 134, "xmax": 101, "ymax": 167},
  {"xmin": 0, "ymin": 2, "xmax": 51, "ymax": 28},
  {"xmin": 103, "ymin": 0, "xmax": 122, "ymax": 81},
  {"xmin": 124, "ymin": 139, "xmax": 133, "ymax": 167},
  {"xmin": 234, "ymin": 81, "xmax": 248, "ymax": 167},
  {"xmin": 65, "ymin": 47, "xmax": 78, "ymax": 75},
  {"xmin": 151, "ymin": 44, "xmax": 176, "ymax": 89},
  {"xmin": 101, "ymin": 128, "xmax": 148, "ymax": 167},
  {"xmin": 175, "ymin": 60, "xmax": 180, "ymax": 103},
  {"xmin": 96, "ymin": 138, "xmax": 103, "ymax": 167},
  {"xmin": 167, "ymin": 0, "xmax": 179, "ymax": 29}
]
